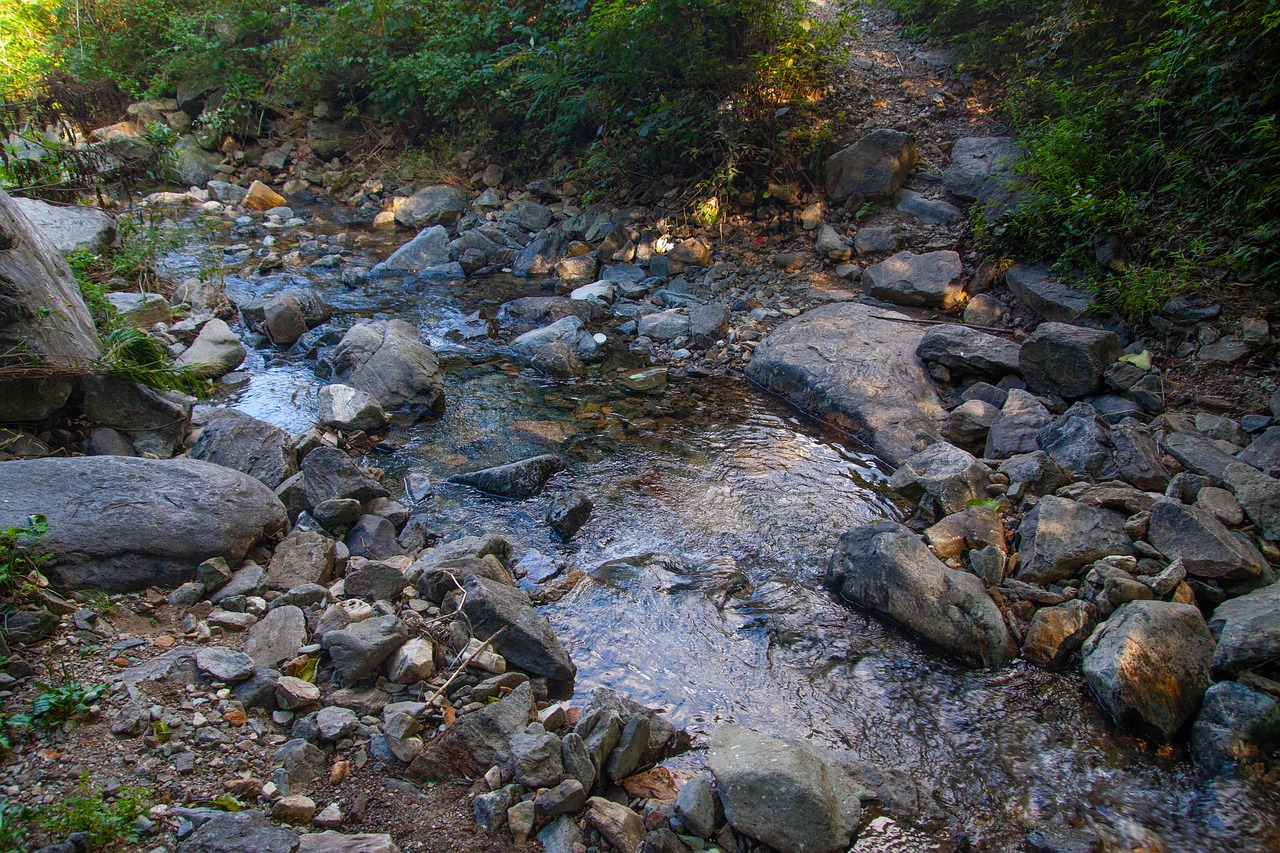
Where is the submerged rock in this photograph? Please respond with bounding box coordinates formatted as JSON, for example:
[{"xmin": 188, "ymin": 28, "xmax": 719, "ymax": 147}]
[{"xmin": 449, "ymin": 454, "xmax": 567, "ymax": 499}]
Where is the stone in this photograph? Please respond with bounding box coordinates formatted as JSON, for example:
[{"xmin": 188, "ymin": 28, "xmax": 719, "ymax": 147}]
[
  {"xmin": 80, "ymin": 375, "xmax": 189, "ymax": 457},
  {"xmin": 9, "ymin": 196, "xmax": 116, "ymax": 255},
  {"xmin": 510, "ymin": 315, "xmax": 599, "ymax": 361},
  {"xmin": 262, "ymin": 290, "xmax": 328, "ymax": 346},
  {"xmin": 1208, "ymin": 582, "xmax": 1280, "ymax": 678},
  {"xmin": 449, "ymin": 454, "xmax": 566, "ymax": 500},
  {"xmin": 586, "ymin": 797, "xmax": 647, "ymax": 853},
  {"xmin": 371, "ymin": 225, "xmax": 450, "ymax": 277},
  {"xmin": 461, "ymin": 574, "xmax": 576, "ymax": 681},
  {"xmin": 637, "ymin": 308, "xmax": 692, "ymax": 342},
  {"xmin": 606, "ymin": 714, "xmax": 651, "ymax": 782},
  {"xmin": 827, "ymin": 521, "xmax": 1014, "ymax": 667},
  {"xmin": 106, "ymin": 291, "xmax": 171, "ymax": 327},
  {"xmin": 167, "ymin": 136, "xmax": 222, "ymax": 187},
  {"xmin": 244, "ymin": 180, "xmax": 286, "ymax": 212},
  {"xmin": 942, "ymin": 137, "xmax": 1022, "ymax": 205},
  {"xmin": 1019, "ymin": 323, "xmax": 1122, "ymax": 398},
  {"xmin": 274, "ymin": 738, "xmax": 328, "ymax": 786},
  {"xmin": 1110, "ymin": 418, "xmax": 1171, "ymax": 491},
  {"xmin": 408, "ymin": 682, "xmax": 534, "ymax": 781},
  {"xmin": 1022, "ymin": 600, "xmax": 1098, "ymax": 671},
  {"xmin": 1147, "ymin": 499, "xmax": 1264, "ymax": 580},
  {"xmin": 196, "ymin": 648, "xmax": 255, "ymax": 683},
  {"xmin": 276, "ymin": 676, "xmax": 322, "ymax": 710},
  {"xmin": 915, "ymin": 325, "xmax": 1021, "ymax": 377},
  {"xmin": 1238, "ymin": 427, "xmax": 1280, "ymax": 475},
  {"xmin": 384, "ymin": 638, "xmax": 436, "ymax": 683},
  {"xmin": 1162, "ymin": 431, "xmax": 1240, "ymax": 487},
  {"xmin": 297, "ymin": 833, "xmax": 399, "ymax": 853},
  {"xmin": 942, "ymin": 399, "xmax": 999, "ymax": 449},
  {"xmin": 1190, "ymin": 681, "xmax": 1280, "ymax": 777},
  {"xmin": 538, "ymin": 816, "xmax": 585, "ymax": 853},
  {"xmin": 1016, "ymin": 496, "xmax": 1133, "ymax": 586},
  {"xmin": 824, "ymin": 129, "xmax": 918, "ymax": 201},
  {"xmin": 190, "ymin": 408, "xmax": 296, "ymax": 489},
  {"xmin": 513, "ymin": 230, "xmax": 568, "ymax": 277},
  {"xmin": 1081, "ymin": 600, "xmax": 1215, "ymax": 739},
  {"xmin": 923, "ymin": 505, "xmax": 1005, "ymax": 560},
  {"xmin": 746, "ymin": 302, "xmax": 944, "ymax": 466},
  {"xmin": 323, "ymin": 615, "xmax": 407, "ymax": 683},
  {"xmin": 268, "ymin": 530, "xmax": 336, "ymax": 591},
  {"xmin": 329, "ymin": 320, "xmax": 443, "ymax": 414},
  {"xmin": 707, "ymin": 725, "xmax": 864, "ymax": 853},
  {"xmin": 0, "ymin": 457, "xmax": 285, "ymax": 592},
  {"xmin": 985, "ymin": 389, "xmax": 1054, "ymax": 459},
  {"xmin": 814, "ymin": 224, "xmax": 852, "ymax": 261},
  {"xmin": 1005, "ymin": 265, "xmax": 1090, "ymax": 324},
  {"xmin": 854, "ymin": 225, "xmax": 898, "ymax": 255},
  {"xmin": 207, "ymin": 180, "xmax": 248, "ymax": 206},
  {"xmin": 888, "ymin": 441, "xmax": 991, "ymax": 515},
  {"xmin": 547, "ymin": 492, "xmax": 593, "ymax": 541},
  {"xmin": 176, "ymin": 810, "xmax": 299, "ymax": 853},
  {"xmin": 176, "ymin": 318, "xmax": 247, "ymax": 377},
  {"xmin": 343, "ymin": 560, "xmax": 406, "ymax": 602},
  {"xmin": 1036, "ymin": 406, "xmax": 1119, "ymax": 482},
  {"xmin": 1222, "ymin": 462, "xmax": 1280, "ymax": 542},
  {"xmin": 561, "ymin": 731, "xmax": 596, "ymax": 790},
  {"xmin": 212, "ymin": 562, "xmax": 267, "ymax": 603},
  {"xmin": 674, "ymin": 772, "xmax": 719, "ymax": 838},
  {"xmin": 895, "ymin": 189, "xmax": 962, "ymax": 224},
  {"xmin": 317, "ymin": 384, "xmax": 388, "ymax": 432},
  {"xmin": 864, "ymin": 250, "xmax": 965, "ymax": 310},
  {"xmin": 474, "ymin": 785, "xmax": 521, "ymax": 833},
  {"xmin": 1197, "ymin": 486, "xmax": 1245, "ymax": 527},
  {"xmin": 507, "ymin": 723, "xmax": 564, "ymax": 787},
  {"xmin": 395, "ymin": 186, "xmax": 467, "ymax": 228},
  {"xmin": 665, "ymin": 237, "xmax": 711, "ymax": 269},
  {"xmin": 315, "ymin": 706, "xmax": 360, "ymax": 742}
]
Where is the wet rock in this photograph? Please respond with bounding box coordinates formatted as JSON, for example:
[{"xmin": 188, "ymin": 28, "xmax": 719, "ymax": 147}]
[
  {"xmin": 746, "ymin": 302, "xmax": 944, "ymax": 466},
  {"xmin": 246, "ymin": 605, "xmax": 308, "ymax": 669},
  {"xmin": 263, "ymin": 289, "xmax": 330, "ymax": 346},
  {"xmin": 1015, "ymin": 496, "xmax": 1133, "ymax": 586},
  {"xmin": 824, "ymin": 129, "xmax": 918, "ymax": 201},
  {"xmin": 395, "ymin": 185, "xmax": 467, "ymax": 228},
  {"xmin": 268, "ymin": 530, "xmax": 336, "ymax": 591},
  {"xmin": 176, "ymin": 318, "xmax": 247, "ymax": 377},
  {"xmin": 196, "ymin": 648, "xmax": 255, "ymax": 683},
  {"xmin": 176, "ymin": 809, "xmax": 299, "ymax": 853},
  {"xmin": 0, "ymin": 457, "xmax": 285, "ymax": 592},
  {"xmin": 1025, "ymin": 826, "xmax": 1100, "ymax": 853},
  {"xmin": 317, "ymin": 384, "xmax": 387, "ymax": 433},
  {"xmin": 986, "ymin": 389, "xmax": 1054, "ymax": 459},
  {"xmin": 1020, "ymin": 323, "xmax": 1122, "ymax": 399},
  {"xmin": 827, "ymin": 521, "xmax": 1014, "ymax": 667},
  {"xmin": 915, "ymin": 325, "xmax": 1020, "ymax": 377},
  {"xmin": 586, "ymin": 797, "xmax": 648, "ymax": 853},
  {"xmin": 1190, "ymin": 681, "xmax": 1280, "ymax": 777},
  {"xmin": 189, "ymin": 408, "xmax": 296, "ymax": 490},
  {"xmin": 1147, "ymin": 499, "xmax": 1264, "ymax": 580},
  {"xmin": 547, "ymin": 492, "xmax": 593, "ymax": 541},
  {"xmin": 1081, "ymin": 600, "xmax": 1215, "ymax": 739},
  {"xmin": 1110, "ymin": 418, "xmax": 1171, "ymax": 491},
  {"xmin": 942, "ymin": 137, "xmax": 1022, "ymax": 205},
  {"xmin": 510, "ymin": 315, "xmax": 599, "ymax": 361},
  {"xmin": 707, "ymin": 725, "xmax": 864, "ymax": 853},
  {"xmin": 888, "ymin": 441, "xmax": 991, "ymax": 515},
  {"xmin": 1209, "ymin": 582, "xmax": 1280, "ymax": 678},
  {"xmin": 371, "ymin": 225, "xmax": 450, "ymax": 276},
  {"xmin": 449, "ymin": 454, "xmax": 566, "ymax": 500},
  {"xmin": 864, "ymin": 250, "xmax": 965, "ymax": 310},
  {"xmin": 1022, "ymin": 600, "xmax": 1097, "ymax": 671},
  {"xmin": 1036, "ymin": 405, "xmax": 1119, "ymax": 482},
  {"xmin": 322, "ymin": 615, "xmax": 407, "ymax": 683},
  {"xmin": 301, "ymin": 447, "xmax": 389, "ymax": 509},
  {"xmin": 329, "ymin": 320, "xmax": 443, "ymax": 414},
  {"xmin": 408, "ymin": 682, "xmax": 534, "ymax": 781},
  {"xmin": 461, "ymin": 574, "xmax": 576, "ymax": 681},
  {"xmin": 1005, "ymin": 265, "xmax": 1090, "ymax": 324}
]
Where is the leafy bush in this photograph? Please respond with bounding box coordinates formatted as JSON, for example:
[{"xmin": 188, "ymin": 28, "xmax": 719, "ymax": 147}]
[
  {"xmin": 0, "ymin": 772, "xmax": 148, "ymax": 852},
  {"xmin": 885, "ymin": 0, "xmax": 1280, "ymax": 314},
  {"xmin": 0, "ymin": 515, "xmax": 52, "ymax": 607}
]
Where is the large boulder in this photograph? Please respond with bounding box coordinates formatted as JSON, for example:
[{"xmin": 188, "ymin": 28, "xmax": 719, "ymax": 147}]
[
  {"xmin": 329, "ymin": 320, "xmax": 443, "ymax": 414},
  {"xmin": 826, "ymin": 521, "xmax": 1014, "ymax": 667},
  {"xmin": 1147, "ymin": 499, "xmax": 1265, "ymax": 581},
  {"xmin": 864, "ymin": 250, "xmax": 965, "ymax": 310},
  {"xmin": 1005, "ymin": 266, "xmax": 1091, "ymax": 324},
  {"xmin": 1222, "ymin": 462, "xmax": 1280, "ymax": 542},
  {"xmin": 1190, "ymin": 681, "xmax": 1280, "ymax": 777},
  {"xmin": 707, "ymin": 725, "xmax": 865, "ymax": 853},
  {"xmin": 824, "ymin": 129, "xmax": 918, "ymax": 202},
  {"xmin": 1208, "ymin": 582, "xmax": 1280, "ymax": 678},
  {"xmin": 176, "ymin": 809, "xmax": 299, "ymax": 853},
  {"xmin": 513, "ymin": 231, "xmax": 568, "ymax": 277},
  {"xmin": 460, "ymin": 574, "xmax": 576, "ymax": 682},
  {"xmin": 1019, "ymin": 323, "xmax": 1122, "ymax": 398},
  {"xmin": 189, "ymin": 408, "xmax": 296, "ymax": 489},
  {"xmin": 176, "ymin": 318, "xmax": 246, "ymax": 377},
  {"xmin": 745, "ymin": 303, "xmax": 944, "ymax": 466},
  {"xmin": 1036, "ymin": 405, "xmax": 1119, "ymax": 482},
  {"xmin": 394, "ymin": 185, "xmax": 467, "ymax": 228},
  {"xmin": 322, "ymin": 614, "xmax": 407, "ymax": 683},
  {"xmin": 0, "ymin": 188, "xmax": 102, "ymax": 422},
  {"xmin": 887, "ymin": 441, "xmax": 990, "ymax": 515},
  {"xmin": 409, "ymin": 682, "xmax": 534, "ymax": 782},
  {"xmin": 0, "ymin": 456, "xmax": 286, "ymax": 591},
  {"xmin": 1081, "ymin": 600, "xmax": 1215, "ymax": 740},
  {"xmin": 371, "ymin": 225, "xmax": 451, "ymax": 277},
  {"xmin": 915, "ymin": 324, "xmax": 1021, "ymax": 377},
  {"xmin": 985, "ymin": 389, "xmax": 1054, "ymax": 459},
  {"xmin": 1015, "ymin": 496, "xmax": 1133, "ymax": 586},
  {"xmin": 942, "ymin": 137, "xmax": 1022, "ymax": 206},
  {"xmin": 9, "ymin": 196, "xmax": 117, "ymax": 255}
]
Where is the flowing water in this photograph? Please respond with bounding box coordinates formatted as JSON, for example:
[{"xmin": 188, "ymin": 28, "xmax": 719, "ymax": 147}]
[{"xmin": 162, "ymin": 203, "xmax": 1280, "ymax": 852}]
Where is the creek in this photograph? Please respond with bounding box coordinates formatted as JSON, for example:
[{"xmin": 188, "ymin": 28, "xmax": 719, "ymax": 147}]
[{"xmin": 161, "ymin": 201, "xmax": 1280, "ymax": 852}]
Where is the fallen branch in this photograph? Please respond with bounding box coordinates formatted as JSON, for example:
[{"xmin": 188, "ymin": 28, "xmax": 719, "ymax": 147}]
[{"xmin": 421, "ymin": 626, "xmax": 507, "ymax": 708}]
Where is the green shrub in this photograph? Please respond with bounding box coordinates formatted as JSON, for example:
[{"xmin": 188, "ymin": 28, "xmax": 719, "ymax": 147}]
[
  {"xmin": 0, "ymin": 772, "xmax": 149, "ymax": 852},
  {"xmin": 0, "ymin": 515, "xmax": 51, "ymax": 607}
]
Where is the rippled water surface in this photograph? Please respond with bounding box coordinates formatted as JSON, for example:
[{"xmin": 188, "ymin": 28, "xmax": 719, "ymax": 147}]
[{"xmin": 163, "ymin": 206, "xmax": 1280, "ymax": 852}]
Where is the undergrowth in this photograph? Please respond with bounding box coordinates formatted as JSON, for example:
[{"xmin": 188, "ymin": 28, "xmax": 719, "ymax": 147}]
[
  {"xmin": 885, "ymin": 0, "xmax": 1280, "ymax": 317},
  {"xmin": 0, "ymin": 771, "xmax": 147, "ymax": 852}
]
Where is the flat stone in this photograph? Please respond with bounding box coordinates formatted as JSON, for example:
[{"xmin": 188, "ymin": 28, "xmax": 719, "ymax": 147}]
[
  {"xmin": 1209, "ymin": 582, "xmax": 1280, "ymax": 678},
  {"xmin": 1147, "ymin": 499, "xmax": 1264, "ymax": 580},
  {"xmin": 915, "ymin": 324, "xmax": 1021, "ymax": 377},
  {"xmin": 1005, "ymin": 265, "xmax": 1090, "ymax": 324},
  {"xmin": 864, "ymin": 250, "xmax": 965, "ymax": 310}
]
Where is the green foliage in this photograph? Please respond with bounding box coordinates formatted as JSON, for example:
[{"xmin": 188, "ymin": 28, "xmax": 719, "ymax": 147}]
[
  {"xmin": 0, "ymin": 772, "xmax": 149, "ymax": 852},
  {"xmin": 0, "ymin": 515, "xmax": 51, "ymax": 607},
  {"xmin": 884, "ymin": 0, "xmax": 1280, "ymax": 313},
  {"xmin": 0, "ymin": 0, "xmax": 58, "ymax": 95},
  {"xmin": 99, "ymin": 326, "xmax": 211, "ymax": 392},
  {"xmin": 11, "ymin": 669, "xmax": 106, "ymax": 729}
]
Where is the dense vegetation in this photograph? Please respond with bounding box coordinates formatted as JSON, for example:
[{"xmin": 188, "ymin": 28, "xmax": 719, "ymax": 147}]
[
  {"xmin": 886, "ymin": 0, "xmax": 1279, "ymax": 314},
  {"xmin": 4, "ymin": 0, "xmax": 845, "ymax": 198}
]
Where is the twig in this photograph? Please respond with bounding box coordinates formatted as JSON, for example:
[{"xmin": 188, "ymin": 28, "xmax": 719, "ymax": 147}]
[{"xmin": 421, "ymin": 626, "xmax": 507, "ymax": 708}]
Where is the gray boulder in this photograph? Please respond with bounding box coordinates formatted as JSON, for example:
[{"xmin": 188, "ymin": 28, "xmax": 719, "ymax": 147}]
[
  {"xmin": 1223, "ymin": 462, "xmax": 1280, "ymax": 541},
  {"xmin": 1191, "ymin": 681, "xmax": 1280, "ymax": 777},
  {"xmin": 344, "ymin": 560, "xmax": 406, "ymax": 602},
  {"xmin": 997, "ymin": 450, "xmax": 1073, "ymax": 498},
  {"xmin": 343, "ymin": 512, "xmax": 401, "ymax": 560},
  {"xmin": 1208, "ymin": 582, "xmax": 1280, "ymax": 678},
  {"xmin": 298, "ymin": 833, "xmax": 400, "ymax": 853},
  {"xmin": 329, "ymin": 320, "xmax": 443, "ymax": 414},
  {"xmin": 513, "ymin": 231, "xmax": 567, "ymax": 277},
  {"xmin": 745, "ymin": 302, "xmax": 944, "ymax": 466},
  {"xmin": 864, "ymin": 250, "xmax": 964, "ymax": 310},
  {"xmin": 1036, "ymin": 405, "xmax": 1119, "ymax": 482},
  {"xmin": 1147, "ymin": 499, "xmax": 1264, "ymax": 580},
  {"xmin": 0, "ymin": 457, "xmax": 286, "ymax": 591},
  {"xmin": 1162, "ymin": 431, "xmax": 1240, "ymax": 487},
  {"xmin": 301, "ymin": 446, "xmax": 389, "ymax": 509},
  {"xmin": 461, "ymin": 574, "xmax": 576, "ymax": 682},
  {"xmin": 1015, "ymin": 496, "xmax": 1133, "ymax": 586},
  {"xmin": 1081, "ymin": 600, "xmax": 1215, "ymax": 739},
  {"xmin": 638, "ymin": 308, "xmax": 692, "ymax": 341},
  {"xmin": 824, "ymin": 129, "xmax": 918, "ymax": 201},
  {"xmin": 887, "ymin": 441, "xmax": 990, "ymax": 515},
  {"xmin": 9, "ymin": 196, "xmax": 116, "ymax": 255},
  {"xmin": 246, "ymin": 605, "xmax": 308, "ymax": 669},
  {"xmin": 394, "ymin": 185, "xmax": 467, "ymax": 228},
  {"xmin": 1019, "ymin": 323, "xmax": 1122, "ymax": 398},
  {"xmin": 510, "ymin": 316, "xmax": 599, "ymax": 361},
  {"xmin": 942, "ymin": 137, "xmax": 1022, "ymax": 206},
  {"xmin": 895, "ymin": 189, "xmax": 962, "ymax": 225},
  {"xmin": 176, "ymin": 318, "xmax": 246, "ymax": 377},
  {"xmin": 827, "ymin": 521, "xmax": 1014, "ymax": 667},
  {"xmin": 189, "ymin": 408, "xmax": 296, "ymax": 489},
  {"xmin": 371, "ymin": 225, "xmax": 450, "ymax": 277},
  {"xmin": 449, "ymin": 454, "xmax": 566, "ymax": 500},
  {"xmin": 915, "ymin": 324, "xmax": 1020, "ymax": 377},
  {"xmin": 316, "ymin": 384, "xmax": 387, "ymax": 432},
  {"xmin": 81, "ymin": 375, "xmax": 190, "ymax": 458},
  {"xmin": 176, "ymin": 810, "xmax": 299, "ymax": 853},
  {"xmin": 322, "ymin": 615, "xmax": 408, "ymax": 683},
  {"xmin": 262, "ymin": 289, "xmax": 330, "ymax": 347},
  {"xmin": 1111, "ymin": 418, "xmax": 1172, "ymax": 491},
  {"xmin": 707, "ymin": 725, "xmax": 865, "ymax": 853},
  {"xmin": 168, "ymin": 136, "xmax": 223, "ymax": 187},
  {"xmin": 408, "ymin": 682, "xmax": 534, "ymax": 781},
  {"xmin": 268, "ymin": 529, "xmax": 336, "ymax": 590},
  {"xmin": 985, "ymin": 389, "xmax": 1054, "ymax": 459},
  {"xmin": 1021, "ymin": 600, "xmax": 1098, "ymax": 671},
  {"xmin": 1005, "ymin": 266, "xmax": 1091, "ymax": 324}
]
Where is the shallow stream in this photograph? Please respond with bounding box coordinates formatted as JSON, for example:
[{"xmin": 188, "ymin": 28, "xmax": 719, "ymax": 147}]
[{"xmin": 161, "ymin": 202, "xmax": 1280, "ymax": 852}]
